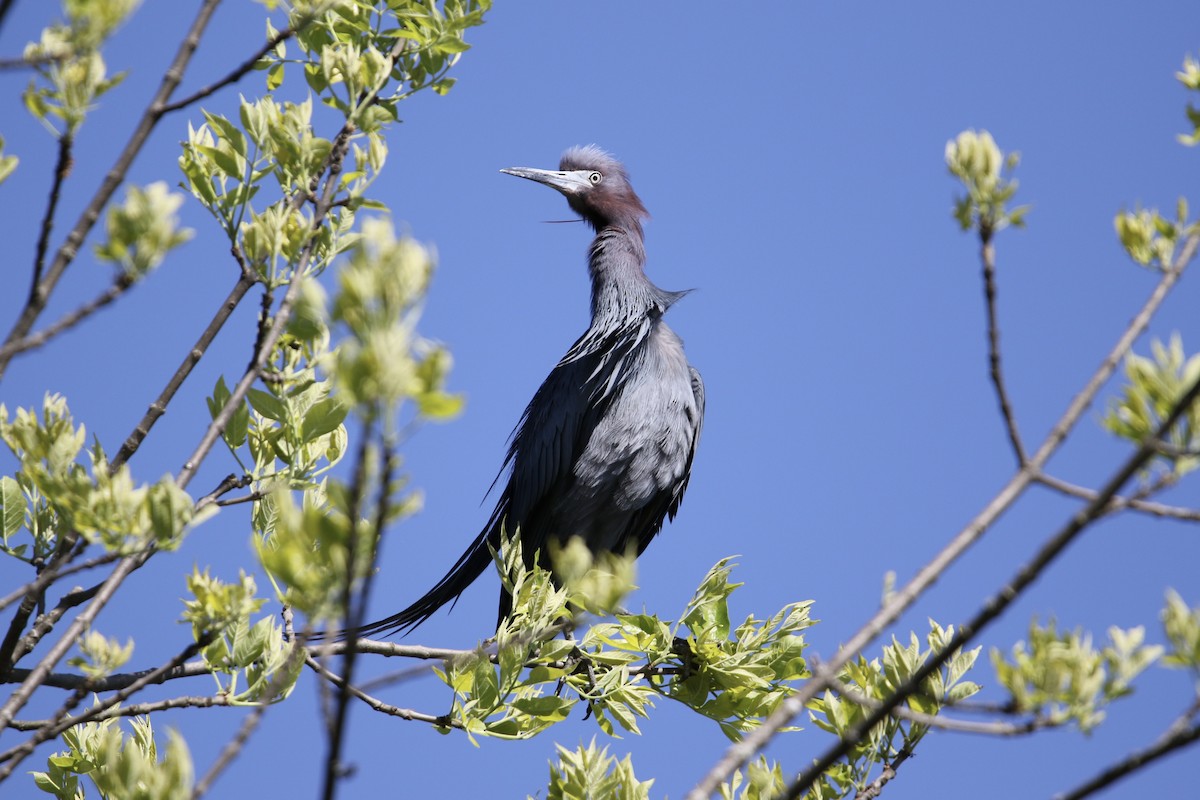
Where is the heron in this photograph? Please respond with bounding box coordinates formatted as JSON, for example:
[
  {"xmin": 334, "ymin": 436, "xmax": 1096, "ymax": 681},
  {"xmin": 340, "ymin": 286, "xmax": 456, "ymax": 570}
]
[{"xmin": 351, "ymin": 145, "xmax": 704, "ymax": 637}]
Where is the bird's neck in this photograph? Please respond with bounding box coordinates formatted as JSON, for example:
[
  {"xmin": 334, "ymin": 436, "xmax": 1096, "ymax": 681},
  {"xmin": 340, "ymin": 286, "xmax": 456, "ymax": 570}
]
[{"xmin": 587, "ymin": 226, "xmax": 674, "ymax": 330}]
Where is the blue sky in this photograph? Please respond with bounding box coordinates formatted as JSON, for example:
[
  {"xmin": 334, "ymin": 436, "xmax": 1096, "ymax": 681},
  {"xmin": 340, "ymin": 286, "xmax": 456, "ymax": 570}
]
[{"xmin": 3, "ymin": 2, "xmax": 1200, "ymax": 798}]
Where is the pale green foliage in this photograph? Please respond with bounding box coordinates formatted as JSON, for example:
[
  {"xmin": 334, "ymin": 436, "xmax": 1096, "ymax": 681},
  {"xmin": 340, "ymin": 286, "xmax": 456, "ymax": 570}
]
[
  {"xmin": 331, "ymin": 218, "xmax": 462, "ymax": 417},
  {"xmin": 283, "ymin": 0, "xmax": 492, "ymax": 106},
  {"xmin": 1113, "ymin": 198, "xmax": 1197, "ymax": 270},
  {"xmin": 250, "ymin": 222, "xmax": 458, "ymax": 622},
  {"xmin": 21, "ymin": 0, "xmax": 137, "ymax": 135},
  {"xmin": 1103, "ymin": 334, "xmax": 1200, "ymax": 476},
  {"xmin": 32, "ymin": 716, "xmax": 192, "ymax": 800},
  {"xmin": 945, "ymin": 129, "xmax": 1029, "ymax": 235},
  {"xmin": 0, "ymin": 135, "xmax": 17, "ymax": 185},
  {"xmin": 535, "ymin": 739, "xmax": 653, "ymax": 800},
  {"xmin": 439, "ymin": 538, "xmax": 816, "ymax": 744},
  {"xmin": 1161, "ymin": 589, "xmax": 1200, "ymax": 671},
  {"xmin": 809, "ymin": 621, "xmax": 980, "ymax": 789},
  {"xmin": 550, "ymin": 536, "xmax": 639, "ymax": 617},
  {"xmin": 652, "ymin": 558, "xmax": 813, "ymax": 739},
  {"xmin": 991, "ymin": 619, "xmax": 1162, "ymax": 733},
  {"xmin": 68, "ymin": 631, "xmax": 133, "ymax": 679},
  {"xmin": 1177, "ymin": 53, "xmax": 1200, "ymax": 145},
  {"xmin": 718, "ymin": 757, "xmax": 787, "ymax": 800},
  {"xmin": 93, "ymin": 182, "xmax": 193, "ymax": 279},
  {"xmin": 181, "ymin": 568, "xmax": 300, "ymax": 702},
  {"xmin": 256, "ymin": 481, "xmax": 413, "ymax": 623},
  {"xmin": 182, "ymin": 568, "xmax": 265, "ymax": 640},
  {"xmin": 0, "ymin": 394, "xmax": 195, "ymax": 555}
]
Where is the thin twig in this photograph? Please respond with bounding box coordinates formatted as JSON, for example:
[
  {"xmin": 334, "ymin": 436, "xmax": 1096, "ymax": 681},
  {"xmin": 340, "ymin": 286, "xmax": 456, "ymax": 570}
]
[
  {"xmin": 1054, "ymin": 719, "xmax": 1200, "ymax": 800},
  {"xmin": 0, "ymin": 551, "xmax": 124, "ymax": 614},
  {"xmin": 0, "ymin": 273, "xmax": 135, "ymax": 361},
  {"xmin": 321, "ymin": 421, "xmax": 375, "ymax": 798},
  {"xmin": 0, "ymin": 0, "xmax": 224, "ymax": 380},
  {"xmin": 1036, "ymin": 473, "xmax": 1200, "ymax": 522},
  {"xmin": 853, "ymin": 743, "xmax": 913, "ymax": 800},
  {"xmin": 192, "ymin": 703, "xmax": 267, "ymax": 798},
  {"xmin": 160, "ymin": 18, "xmax": 309, "ymax": 115},
  {"xmin": 981, "ymin": 234, "xmax": 1027, "ymax": 465},
  {"xmin": 195, "ymin": 472, "xmax": 252, "ymax": 512},
  {"xmin": 304, "ymin": 655, "xmax": 459, "ymax": 729},
  {"xmin": 9, "ymin": 694, "xmax": 232, "ymax": 731},
  {"xmin": 0, "ymin": 640, "xmax": 206, "ymax": 777},
  {"xmin": 687, "ymin": 233, "xmax": 1199, "ymax": 800},
  {"xmin": 1, "ymin": 659, "xmax": 212, "ymax": 691},
  {"xmin": 112, "ymin": 270, "xmax": 255, "ymax": 471},
  {"xmin": 29, "ymin": 134, "xmax": 74, "ymax": 300}
]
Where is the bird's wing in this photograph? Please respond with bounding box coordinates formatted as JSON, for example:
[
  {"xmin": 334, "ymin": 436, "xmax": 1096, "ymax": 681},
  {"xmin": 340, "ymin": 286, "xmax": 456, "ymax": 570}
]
[
  {"xmin": 500, "ymin": 339, "xmax": 609, "ymax": 526},
  {"xmin": 618, "ymin": 363, "xmax": 704, "ymax": 556}
]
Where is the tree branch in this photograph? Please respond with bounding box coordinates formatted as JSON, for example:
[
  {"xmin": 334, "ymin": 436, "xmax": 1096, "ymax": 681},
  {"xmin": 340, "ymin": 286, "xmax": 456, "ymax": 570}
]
[
  {"xmin": 29, "ymin": 133, "xmax": 74, "ymax": 300},
  {"xmin": 0, "ymin": 0, "xmax": 223, "ymax": 380},
  {"xmin": 112, "ymin": 268, "xmax": 255, "ymax": 471},
  {"xmin": 0, "ymin": 639, "xmax": 206, "ymax": 777},
  {"xmin": 1054, "ymin": 716, "xmax": 1200, "ymax": 800},
  {"xmin": 783, "ymin": 346, "xmax": 1200, "ymax": 799},
  {"xmin": 687, "ymin": 232, "xmax": 1199, "ymax": 800},
  {"xmin": 9, "ymin": 694, "xmax": 232, "ymax": 731},
  {"xmin": 1036, "ymin": 472, "xmax": 1200, "ymax": 522},
  {"xmin": 160, "ymin": 17, "xmax": 310, "ymax": 116},
  {"xmin": 0, "ymin": 273, "xmax": 136, "ymax": 361},
  {"xmin": 304, "ymin": 655, "xmax": 459, "ymax": 729},
  {"xmin": 980, "ymin": 234, "xmax": 1027, "ymax": 465}
]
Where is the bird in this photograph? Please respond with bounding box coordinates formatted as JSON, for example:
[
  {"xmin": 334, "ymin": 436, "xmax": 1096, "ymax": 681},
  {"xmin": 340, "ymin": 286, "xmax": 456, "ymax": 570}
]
[{"xmin": 351, "ymin": 145, "xmax": 704, "ymax": 637}]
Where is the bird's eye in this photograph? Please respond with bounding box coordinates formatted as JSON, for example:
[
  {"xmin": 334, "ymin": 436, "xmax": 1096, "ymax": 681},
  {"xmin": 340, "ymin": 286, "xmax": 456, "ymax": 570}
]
[{"xmin": 588, "ymin": 171, "xmax": 603, "ymax": 184}]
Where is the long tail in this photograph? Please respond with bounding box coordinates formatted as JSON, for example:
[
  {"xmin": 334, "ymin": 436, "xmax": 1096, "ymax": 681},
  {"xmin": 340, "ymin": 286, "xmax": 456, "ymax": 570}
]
[{"xmin": 333, "ymin": 525, "xmax": 500, "ymax": 640}]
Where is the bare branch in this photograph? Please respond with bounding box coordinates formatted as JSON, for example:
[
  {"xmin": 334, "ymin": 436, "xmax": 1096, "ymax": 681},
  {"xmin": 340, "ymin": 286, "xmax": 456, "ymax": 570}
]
[
  {"xmin": 160, "ymin": 18, "xmax": 310, "ymax": 115},
  {"xmin": 9, "ymin": 694, "xmax": 232, "ymax": 731},
  {"xmin": 0, "ymin": 639, "xmax": 206, "ymax": 777},
  {"xmin": 0, "ymin": 273, "xmax": 135, "ymax": 361},
  {"xmin": 980, "ymin": 235, "xmax": 1027, "ymax": 465},
  {"xmin": 29, "ymin": 134, "xmax": 74, "ymax": 299},
  {"xmin": 1036, "ymin": 473, "xmax": 1200, "ymax": 522},
  {"xmin": 1, "ymin": 659, "xmax": 212, "ymax": 691},
  {"xmin": 304, "ymin": 656, "xmax": 459, "ymax": 729},
  {"xmin": 192, "ymin": 703, "xmax": 266, "ymax": 799},
  {"xmin": 0, "ymin": 551, "xmax": 124, "ymax": 615},
  {"xmin": 853, "ymin": 744, "xmax": 912, "ymax": 800},
  {"xmin": 321, "ymin": 421, "xmax": 377, "ymax": 799},
  {"xmin": 112, "ymin": 270, "xmax": 255, "ymax": 471},
  {"xmin": 1054, "ymin": 716, "xmax": 1200, "ymax": 800}
]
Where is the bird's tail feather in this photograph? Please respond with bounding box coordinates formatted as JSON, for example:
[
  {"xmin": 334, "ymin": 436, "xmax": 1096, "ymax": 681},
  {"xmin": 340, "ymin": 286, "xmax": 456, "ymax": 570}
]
[{"xmin": 324, "ymin": 526, "xmax": 499, "ymax": 641}]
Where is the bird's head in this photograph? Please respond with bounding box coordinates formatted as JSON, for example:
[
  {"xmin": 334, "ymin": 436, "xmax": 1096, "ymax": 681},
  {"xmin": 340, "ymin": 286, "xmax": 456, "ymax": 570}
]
[{"xmin": 501, "ymin": 145, "xmax": 649, "ymax": 231}]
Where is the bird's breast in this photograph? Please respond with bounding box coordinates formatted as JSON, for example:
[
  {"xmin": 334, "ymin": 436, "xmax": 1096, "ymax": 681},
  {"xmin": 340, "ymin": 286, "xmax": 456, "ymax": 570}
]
[{"xmin": 573, "ymin": 322, "xmax": 699, "ymax": 509}]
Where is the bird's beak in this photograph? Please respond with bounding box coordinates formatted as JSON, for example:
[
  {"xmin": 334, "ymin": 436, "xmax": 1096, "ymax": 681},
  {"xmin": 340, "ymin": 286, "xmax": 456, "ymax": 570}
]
[{"xmin": 500, "ymin": 167, "xmax": 592, "ymax": 196}]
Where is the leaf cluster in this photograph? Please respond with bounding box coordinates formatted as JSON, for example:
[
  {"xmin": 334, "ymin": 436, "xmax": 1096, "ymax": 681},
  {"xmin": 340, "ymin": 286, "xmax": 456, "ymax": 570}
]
[
  {"xmin": 0, "ymin": 394, "xmax": 196, "ymax": 558},
  {"xmin": 945, "ymin": 129, "xmax": 1029, "ymax": 237},
  {"xmin": 1103, "ymin": 334, "xmax": 1200, "ymax": 477},
  {"xmin": 991, "ymin": 619, "xmax": 1162, "ymax": 733},
  {"xmin": 32, "ymin": 716, "xmax": 193, "ymax": 800}
]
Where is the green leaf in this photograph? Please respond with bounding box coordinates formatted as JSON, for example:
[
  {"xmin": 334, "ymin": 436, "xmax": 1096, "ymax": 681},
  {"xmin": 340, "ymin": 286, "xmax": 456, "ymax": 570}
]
[
  {"xmin": 0, "ymin": 476, "xmax": 24, "ymax": 539},
  {"xmin": 247, "ymin": 388, "xmax": 288, "ymax": 422},
  {"xmin": 300, "ymin": 396, "xmax": 348, "ymax": 440},
  {"xmin": 267, "ymin": 63, "xmax": 284, "ymax": 92}
]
